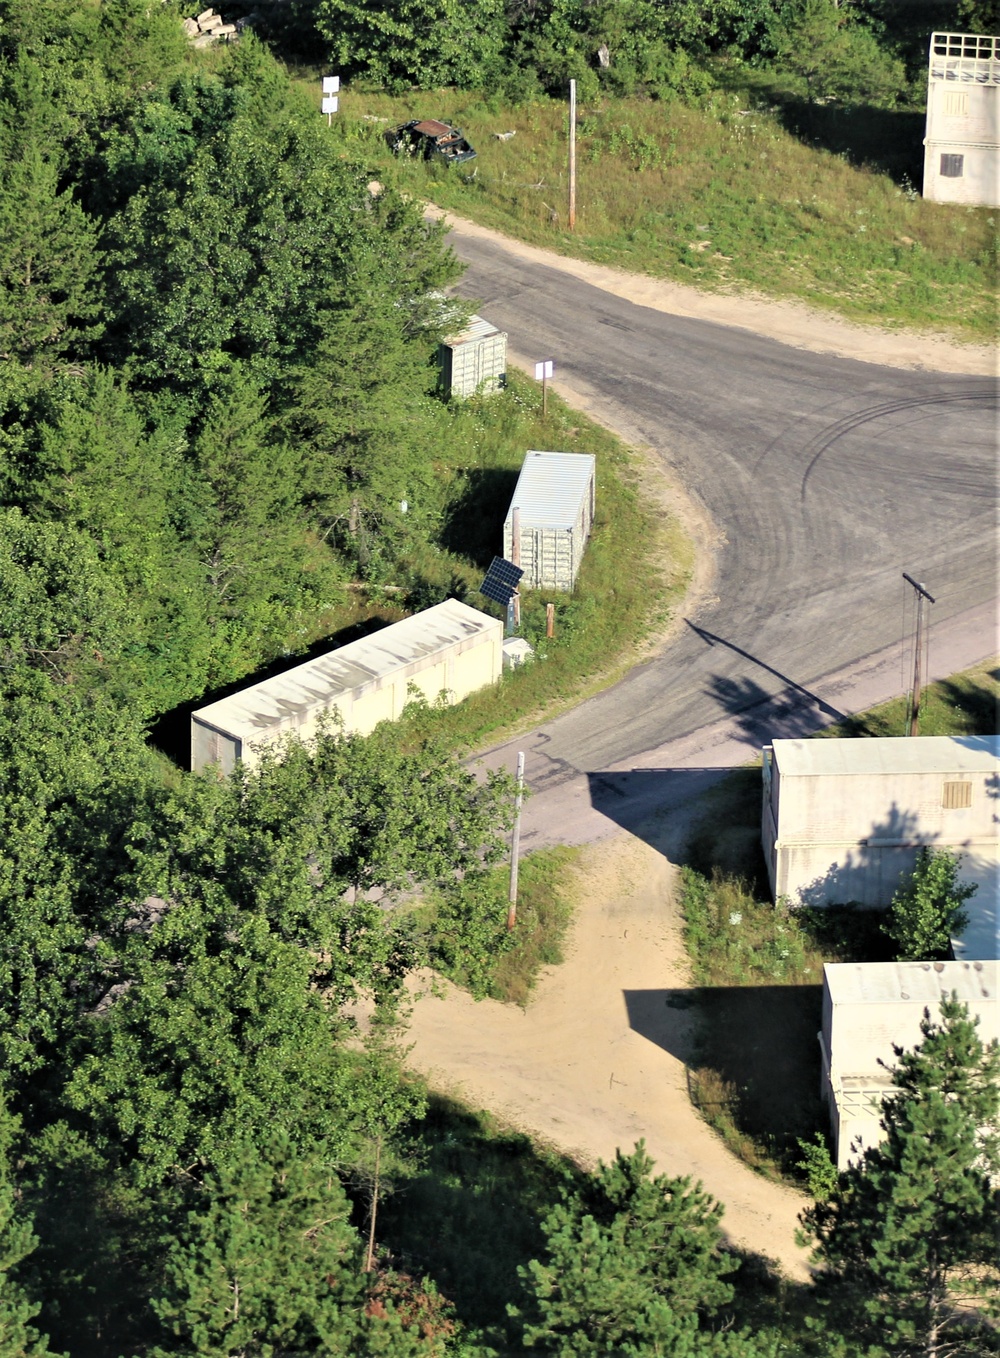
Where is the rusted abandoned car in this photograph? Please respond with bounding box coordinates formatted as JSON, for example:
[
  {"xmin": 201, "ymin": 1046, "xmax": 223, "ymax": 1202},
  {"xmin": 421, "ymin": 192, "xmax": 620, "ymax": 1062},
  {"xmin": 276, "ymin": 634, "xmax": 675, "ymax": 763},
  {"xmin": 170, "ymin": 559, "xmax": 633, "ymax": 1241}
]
[{"xmin": 385, "ymin": 119, "xmax": 477, "ymax": 165}]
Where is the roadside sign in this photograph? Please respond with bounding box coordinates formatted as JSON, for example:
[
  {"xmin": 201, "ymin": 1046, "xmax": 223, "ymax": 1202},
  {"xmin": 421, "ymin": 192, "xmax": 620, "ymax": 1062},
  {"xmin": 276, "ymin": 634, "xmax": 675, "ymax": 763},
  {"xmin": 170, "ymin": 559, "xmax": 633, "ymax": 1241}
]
[
  {"xmin": 322, "ymin": 75, "xmax": 340, "ymax": 93},
  {"xmin": 534, "ymin": 360, "xmax": 554, "ymax": 380}
]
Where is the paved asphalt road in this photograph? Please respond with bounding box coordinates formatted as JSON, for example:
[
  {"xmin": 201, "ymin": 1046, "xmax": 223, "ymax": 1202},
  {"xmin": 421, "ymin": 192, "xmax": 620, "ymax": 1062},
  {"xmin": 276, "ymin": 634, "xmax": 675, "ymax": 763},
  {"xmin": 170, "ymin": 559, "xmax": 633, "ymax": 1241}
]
[{"xmin": 450, "ymin": 232, "xmax": 998, "ymax": 786}]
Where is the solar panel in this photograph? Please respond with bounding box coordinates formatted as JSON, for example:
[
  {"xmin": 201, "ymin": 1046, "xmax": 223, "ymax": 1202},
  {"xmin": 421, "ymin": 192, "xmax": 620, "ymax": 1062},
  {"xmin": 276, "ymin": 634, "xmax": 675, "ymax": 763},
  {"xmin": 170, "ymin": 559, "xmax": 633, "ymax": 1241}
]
[{"xmin": 479, "ymin": 556, "xmax": 523, "ymax": 606}]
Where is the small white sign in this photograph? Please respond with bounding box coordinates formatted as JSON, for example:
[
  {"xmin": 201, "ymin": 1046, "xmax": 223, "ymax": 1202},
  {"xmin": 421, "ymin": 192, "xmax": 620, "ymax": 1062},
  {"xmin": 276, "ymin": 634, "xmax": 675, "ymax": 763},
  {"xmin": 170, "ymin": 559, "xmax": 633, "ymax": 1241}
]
[
  {"xmin": 534, "ymin": 360, "xmax": 554, "ymax": 381},
  {"xmin": 322, "ymin": 95, "xmax": 339, "ymax": 115},
  {"xmin": 322, "ymin": 75, "xmax": 341, "ymax": 94}
]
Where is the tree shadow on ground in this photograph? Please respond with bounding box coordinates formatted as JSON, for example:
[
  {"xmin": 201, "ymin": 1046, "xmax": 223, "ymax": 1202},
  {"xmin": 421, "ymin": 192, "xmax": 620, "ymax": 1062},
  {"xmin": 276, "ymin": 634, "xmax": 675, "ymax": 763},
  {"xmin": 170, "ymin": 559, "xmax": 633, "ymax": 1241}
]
[
  {"xmin": 770, "ymin": 97, "xmax": 926, "ymax": 185},
  {"xmin": 147, "ymin": 613, "xmax": 397, "ymax": 769},
  {"xmin": 438, "ymin": 467, "xmax": 519, "ymax": 568}
]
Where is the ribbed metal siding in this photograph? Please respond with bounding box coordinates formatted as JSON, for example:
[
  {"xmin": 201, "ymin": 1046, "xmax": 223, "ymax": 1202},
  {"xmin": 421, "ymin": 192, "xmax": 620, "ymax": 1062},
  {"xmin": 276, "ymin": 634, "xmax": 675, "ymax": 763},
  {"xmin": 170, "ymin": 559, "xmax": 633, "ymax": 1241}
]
[
  {"xmin": 502, "ymin": 451, "xmax": 596, "ymax": 590},
  {"xmin": 439, "ymin": 315, "xmax": 508, "ymax": 397}
]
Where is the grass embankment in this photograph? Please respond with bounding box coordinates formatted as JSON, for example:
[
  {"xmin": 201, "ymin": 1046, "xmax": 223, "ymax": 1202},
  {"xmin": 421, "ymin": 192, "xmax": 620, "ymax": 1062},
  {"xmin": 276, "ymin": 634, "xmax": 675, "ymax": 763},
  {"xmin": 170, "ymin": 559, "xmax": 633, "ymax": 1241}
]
[
  {"xmin": 679, "ymin": 661, "xmax": 998, "ymax": 1181},
  {"xmin": 391, "ymin": 372, "xmax": 689, "ymax": 751},
  {"xmin": 319, "ymin": 85, "xmax": 997, "ymax": 343},
  {"xmin": 417, "ymin": 845, "xmax": 579, "ymax": 1006}
]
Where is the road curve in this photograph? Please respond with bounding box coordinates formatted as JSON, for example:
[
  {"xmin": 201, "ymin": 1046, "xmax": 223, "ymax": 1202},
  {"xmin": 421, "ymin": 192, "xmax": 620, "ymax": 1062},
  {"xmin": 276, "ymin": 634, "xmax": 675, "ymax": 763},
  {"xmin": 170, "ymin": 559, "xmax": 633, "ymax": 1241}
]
[{"xmin": 450, "ymin": 228, "xmax": 998, "ymax": 778}]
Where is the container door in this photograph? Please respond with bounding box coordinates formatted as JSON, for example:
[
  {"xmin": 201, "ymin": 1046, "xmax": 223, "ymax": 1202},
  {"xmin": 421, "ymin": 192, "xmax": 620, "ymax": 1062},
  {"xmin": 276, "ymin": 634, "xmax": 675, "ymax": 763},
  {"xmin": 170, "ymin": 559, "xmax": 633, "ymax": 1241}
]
[{"xmin": 192, "ymin": 719, "xmax": 240, "ymax": 774}]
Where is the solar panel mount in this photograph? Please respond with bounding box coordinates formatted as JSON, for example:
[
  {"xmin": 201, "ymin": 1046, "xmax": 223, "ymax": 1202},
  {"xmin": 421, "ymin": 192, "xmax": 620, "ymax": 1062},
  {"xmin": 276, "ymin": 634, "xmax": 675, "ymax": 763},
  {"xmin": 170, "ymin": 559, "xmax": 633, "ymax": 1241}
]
[{"xmin": 479, "ymin": 555, "xmax": 523, "ymax": 606}]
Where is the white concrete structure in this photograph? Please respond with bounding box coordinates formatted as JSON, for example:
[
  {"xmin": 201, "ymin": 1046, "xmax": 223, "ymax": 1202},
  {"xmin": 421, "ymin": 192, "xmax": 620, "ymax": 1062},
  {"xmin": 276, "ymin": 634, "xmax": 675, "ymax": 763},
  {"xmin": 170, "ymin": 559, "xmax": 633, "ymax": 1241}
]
[
  {"xmin": 819, "ymin": 960, "xmax": 998, "ymax": 1168},
  {"xmin": 503, "ymin": 451, "xmax": 596, "ymax": 591},
  {"xmin": 762, "ymin": 736, "xmax": 999, "ymax": 939},
  {"xmin": 191, "ymin": 599, "xmax": 502, "ymax": 773},
  {"xmin": 923, "ymin": 32, "xmax": 999, "ymax": 207}
]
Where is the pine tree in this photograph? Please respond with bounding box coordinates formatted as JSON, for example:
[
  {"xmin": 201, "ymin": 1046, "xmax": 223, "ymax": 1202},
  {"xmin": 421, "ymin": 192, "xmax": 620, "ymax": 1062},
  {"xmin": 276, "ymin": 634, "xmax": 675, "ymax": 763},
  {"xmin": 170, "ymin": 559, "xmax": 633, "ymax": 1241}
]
[
  {"xmin": 0, "ymin": 148, "xmax": 102, "ymax": 363},
  {"xmin": 802, "ymin": 998, "xmax": 1000, "ymax": 1357},
  {"xmin": 149, "ymin": 1133, "xmax": 447, "ymax": 1356},
  {"xmin": 516, "ymin": 1142, "xmax": 778, "ymax": 1356}
]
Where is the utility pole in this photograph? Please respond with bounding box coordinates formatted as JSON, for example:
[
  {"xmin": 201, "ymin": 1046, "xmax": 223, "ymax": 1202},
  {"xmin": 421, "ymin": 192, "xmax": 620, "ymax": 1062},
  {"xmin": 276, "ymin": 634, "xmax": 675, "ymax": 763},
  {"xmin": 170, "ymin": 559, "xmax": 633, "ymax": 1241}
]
[
  {"xmin": 568, "ymin": 79, "xmax": 577, "ymax": 230},
  {"xmin": 902, "ymin": 572, "xmax": 935, "ymax": 736},
  {"xmin": 507, "ymin": 751, "xmax": 525, "ymax": 931}
]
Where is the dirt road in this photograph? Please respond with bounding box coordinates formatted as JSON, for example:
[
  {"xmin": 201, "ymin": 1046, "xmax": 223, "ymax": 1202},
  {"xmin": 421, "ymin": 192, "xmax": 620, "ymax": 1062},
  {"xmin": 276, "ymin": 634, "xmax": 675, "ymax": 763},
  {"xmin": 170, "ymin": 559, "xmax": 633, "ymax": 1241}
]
[
  {"xmin": 405, "ymin": 833, "xmax": 813, "ymax": 1280},
  {"xmin": 428, "ymin": 205, "xmax": 996, "ymax": 377}
]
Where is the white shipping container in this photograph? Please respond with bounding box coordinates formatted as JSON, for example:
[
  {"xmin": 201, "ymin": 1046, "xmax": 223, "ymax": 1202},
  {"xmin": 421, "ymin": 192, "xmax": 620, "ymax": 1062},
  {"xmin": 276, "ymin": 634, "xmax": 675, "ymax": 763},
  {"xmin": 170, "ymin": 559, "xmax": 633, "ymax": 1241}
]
[
  {"xmin": 503, "ymin": 451, "xmax": 596, "ymax": 591},
  {"xmin": 438, "ymin": 315, "xmax": 507, "ymax": 397},
  {"xmin": 190, "ymin": 599, "xmax": 502, "ymax": 773}
]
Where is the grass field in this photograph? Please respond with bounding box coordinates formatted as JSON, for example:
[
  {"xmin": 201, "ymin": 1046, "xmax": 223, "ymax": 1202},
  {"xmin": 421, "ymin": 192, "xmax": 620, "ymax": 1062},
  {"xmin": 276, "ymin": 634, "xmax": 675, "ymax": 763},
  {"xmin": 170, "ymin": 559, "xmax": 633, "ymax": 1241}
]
[
  {"xmin": 680, "ymin": 659, "xmax": 998, "ymax": 1181},
  {"xmin": 314, "ymin": 83, "xmax": 997, "ymax": 343}
]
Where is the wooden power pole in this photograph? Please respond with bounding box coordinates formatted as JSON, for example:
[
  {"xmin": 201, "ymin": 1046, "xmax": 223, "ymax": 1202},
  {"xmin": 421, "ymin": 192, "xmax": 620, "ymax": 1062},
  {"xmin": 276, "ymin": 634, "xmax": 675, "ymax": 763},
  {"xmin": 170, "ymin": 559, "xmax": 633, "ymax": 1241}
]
[
  {"xmin": 507, "ymin": 751, "xmax": 525, "ymax": 930},
  {"xmin": 903, "ymin": 572, "xmax": 935, "ymax": 736},
  {"xmin": 568, "ymin": 79, "xmax": 577, "ymax": 230}
]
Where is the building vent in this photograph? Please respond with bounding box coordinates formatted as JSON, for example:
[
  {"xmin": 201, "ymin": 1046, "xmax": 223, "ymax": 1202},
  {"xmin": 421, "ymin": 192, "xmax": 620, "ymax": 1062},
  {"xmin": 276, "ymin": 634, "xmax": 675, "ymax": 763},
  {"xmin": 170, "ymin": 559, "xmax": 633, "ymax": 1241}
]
[
  {"xmin": 942, "ymin": 780, "xmax": 973, "ymax": 809},
  {"xmin": 939, "ymin": 153, "xmax": 965, "ymax": 178}
]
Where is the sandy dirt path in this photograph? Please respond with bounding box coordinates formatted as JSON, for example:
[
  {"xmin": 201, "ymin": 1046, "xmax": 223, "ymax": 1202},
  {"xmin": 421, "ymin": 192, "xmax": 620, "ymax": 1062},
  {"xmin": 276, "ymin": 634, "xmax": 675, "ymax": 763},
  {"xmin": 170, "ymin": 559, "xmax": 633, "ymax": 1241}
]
[
  {"xmin": 428, "ymin": 206, "xmax": 996, "ymax": 377},
  {"xmin": 405, "ymin": 833, "xmax": 812, "ymax": 1281}
]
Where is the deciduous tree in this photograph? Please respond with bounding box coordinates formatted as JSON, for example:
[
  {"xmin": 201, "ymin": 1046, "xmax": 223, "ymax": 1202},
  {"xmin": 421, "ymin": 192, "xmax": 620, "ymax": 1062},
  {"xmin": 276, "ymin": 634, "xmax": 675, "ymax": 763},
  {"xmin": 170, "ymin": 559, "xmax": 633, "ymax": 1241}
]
[{"xmin": 883, "ymin": 847, "xmax": 977, "ymax": 962}]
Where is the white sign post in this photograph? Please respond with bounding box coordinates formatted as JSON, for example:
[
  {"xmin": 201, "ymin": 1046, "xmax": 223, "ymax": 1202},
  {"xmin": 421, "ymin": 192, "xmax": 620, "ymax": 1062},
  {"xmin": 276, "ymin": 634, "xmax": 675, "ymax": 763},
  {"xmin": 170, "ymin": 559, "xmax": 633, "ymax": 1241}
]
[
  {"xmin": 534, "ymin": 359, "xmax": 554, "ymax": 417},
  {"xmin": 321, "ymin": 75, "xmax": 340, "ymax": 126}
]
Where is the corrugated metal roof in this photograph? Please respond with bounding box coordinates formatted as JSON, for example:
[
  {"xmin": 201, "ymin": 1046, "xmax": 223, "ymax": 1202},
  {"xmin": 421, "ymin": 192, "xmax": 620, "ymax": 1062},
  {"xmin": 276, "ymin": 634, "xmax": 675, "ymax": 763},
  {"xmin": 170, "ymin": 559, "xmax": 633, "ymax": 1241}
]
[
  {"xmin": 192, "ymin": 599, "xmax": 499, "ymax": 742},
  {"xmin": 444, "ymin": 314, "xmax": 503, "ymax": 347},
  {"xmin": 825, "ymin": 959, "xmax": 997, "ymax": 1011},
  {"xmin": 507, "ymin": 451, "xmax": 596, "ymax": 530},
  {"xmin": 772, "ymin": 734, "xmax": 999, "ymax": 777}
]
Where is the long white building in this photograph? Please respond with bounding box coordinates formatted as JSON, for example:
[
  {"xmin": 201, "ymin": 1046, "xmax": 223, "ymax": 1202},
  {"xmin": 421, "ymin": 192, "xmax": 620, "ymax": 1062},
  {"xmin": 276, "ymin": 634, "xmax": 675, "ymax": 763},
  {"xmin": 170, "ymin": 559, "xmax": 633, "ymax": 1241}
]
[{"xmin": 191, "ymin": 599, "xmax": 502, "ymax": 773}]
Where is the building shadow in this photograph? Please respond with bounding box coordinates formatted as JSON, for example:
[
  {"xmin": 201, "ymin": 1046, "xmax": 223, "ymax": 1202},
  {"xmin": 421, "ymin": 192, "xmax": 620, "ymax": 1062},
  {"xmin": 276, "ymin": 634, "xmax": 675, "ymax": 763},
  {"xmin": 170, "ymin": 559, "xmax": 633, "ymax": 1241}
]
[
  {"xmin": 146, "ymin": 613, "xmax": 398, "ymax": 769},
  {"xmin": 439, "ymin": 467, "xmax": 519, "ymax": 567},
  {"xmin": 772, "ymin": 98, "xmax": 926, "ymax": 185},
  {"xmin": 626, "ymin": 983, "xmax": 826, "ymax": 1168}
]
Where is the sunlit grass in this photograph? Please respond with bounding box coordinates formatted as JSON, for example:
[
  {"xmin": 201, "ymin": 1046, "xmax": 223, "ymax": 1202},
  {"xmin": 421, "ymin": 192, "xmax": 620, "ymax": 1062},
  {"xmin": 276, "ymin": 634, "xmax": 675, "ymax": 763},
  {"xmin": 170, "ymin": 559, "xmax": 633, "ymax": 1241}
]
[{"xmin": 312, "ymin": 83, "xmax": 997, "ymax": 342}]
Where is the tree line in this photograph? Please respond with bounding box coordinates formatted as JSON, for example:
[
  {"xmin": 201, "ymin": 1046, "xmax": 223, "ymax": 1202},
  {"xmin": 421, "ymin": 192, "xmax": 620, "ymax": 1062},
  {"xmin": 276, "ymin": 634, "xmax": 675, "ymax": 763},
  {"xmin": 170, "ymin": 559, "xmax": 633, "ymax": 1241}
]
[{"xmin": 271, "ymin": 0, "xmax": 999, "ymax": 108}]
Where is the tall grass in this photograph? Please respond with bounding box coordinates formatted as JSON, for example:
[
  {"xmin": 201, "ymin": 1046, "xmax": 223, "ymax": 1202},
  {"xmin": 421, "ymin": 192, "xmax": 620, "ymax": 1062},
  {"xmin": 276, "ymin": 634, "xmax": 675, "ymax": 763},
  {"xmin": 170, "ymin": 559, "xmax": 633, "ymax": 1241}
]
[
  {"xmin": 319, "ymin": 86, "xmax": 997, "ymax": 342},
  {"xmin": 418, "ymin": 846, "xmax": 579, "ymax": 1006}
]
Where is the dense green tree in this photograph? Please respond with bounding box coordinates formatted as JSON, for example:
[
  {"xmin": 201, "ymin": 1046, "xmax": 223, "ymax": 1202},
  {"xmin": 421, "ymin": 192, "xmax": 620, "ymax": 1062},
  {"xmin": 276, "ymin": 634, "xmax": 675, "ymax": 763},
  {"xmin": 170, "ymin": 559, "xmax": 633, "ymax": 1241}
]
[
  {"xmin": 802, "ymin": 998, "xmax": 1000, "ymax": 1357},
  {"xmin": 0, "ymin": 509, "xmax": 158, "ymax": 1083},
  {"xmin": 774, "ymin": 0, "xmax": 907, "ymax": 106},
  {"xmin": 313, "ymin": 0, "xmax": 508, "ymax": 89},
  {"xmin": 0, "ymin": 149, "xmax": 102, "ymax": 362},
  {"xmin": 883, "ymin": 847, "xmax": 977, "ymax": 961},
  {"xmin": 62, "ymin": 880, "xmax": 361, "ymax": 1184},
  {"xmin": 0, "ymin": 1100, "xmax": 60, "ymax": 1358},
  {"xmin": 517, "ymin": 1142, "xmax": 776, "ymax": 1356},
  {"xmin": 61, "ymin": 722, "xmax": 511, "ymax": 1180},
  {"xmin": 149, "ymin": 1133, "xmax": 447, "ymax": 1356}
]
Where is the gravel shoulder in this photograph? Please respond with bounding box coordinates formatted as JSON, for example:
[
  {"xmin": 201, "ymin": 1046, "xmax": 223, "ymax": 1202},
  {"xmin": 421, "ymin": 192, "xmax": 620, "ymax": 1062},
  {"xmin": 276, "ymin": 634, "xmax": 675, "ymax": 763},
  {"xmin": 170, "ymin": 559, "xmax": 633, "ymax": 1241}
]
[
  {"xmin": 428, "ymin": 205, "xmax": 996, "ymax": 378},
  {"xmin": 405, "ymin": 832, "xmax": 812, "ymax": 1281}
]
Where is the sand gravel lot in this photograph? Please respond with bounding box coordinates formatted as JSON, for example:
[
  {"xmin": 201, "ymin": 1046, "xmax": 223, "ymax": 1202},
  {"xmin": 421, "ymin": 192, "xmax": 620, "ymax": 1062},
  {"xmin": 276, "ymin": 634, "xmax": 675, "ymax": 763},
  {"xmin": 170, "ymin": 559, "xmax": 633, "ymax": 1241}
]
[{"xmin": 405, "ymin": 832, "xmax": 812, "ymax": 1280}]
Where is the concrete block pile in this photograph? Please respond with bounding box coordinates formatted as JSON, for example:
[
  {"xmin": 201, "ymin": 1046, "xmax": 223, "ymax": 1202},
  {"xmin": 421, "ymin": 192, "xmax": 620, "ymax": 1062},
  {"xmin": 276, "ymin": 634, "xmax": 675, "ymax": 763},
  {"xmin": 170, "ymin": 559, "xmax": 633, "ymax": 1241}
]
[{"xmin": 182, "ymin": 9, "xmax": 237, "ymax": 46}]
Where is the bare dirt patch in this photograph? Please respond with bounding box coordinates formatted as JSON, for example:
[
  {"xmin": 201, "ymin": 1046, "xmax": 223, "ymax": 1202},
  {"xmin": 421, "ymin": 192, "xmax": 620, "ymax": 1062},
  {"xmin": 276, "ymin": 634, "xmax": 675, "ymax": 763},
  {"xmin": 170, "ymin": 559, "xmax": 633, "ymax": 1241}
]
[
  {"xmin": 405, "ymin": 831, "xmax": 812, "ymax": 1280},
  {"xmin": 431, "ymin": 206, "xmax": 996, "ymax": 377}
]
